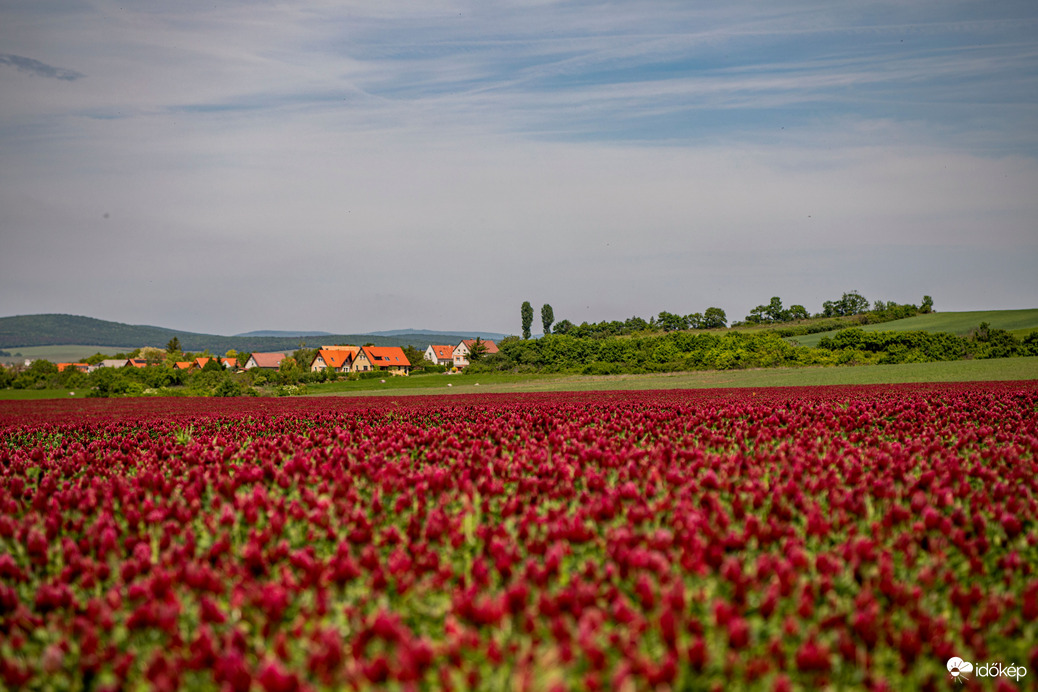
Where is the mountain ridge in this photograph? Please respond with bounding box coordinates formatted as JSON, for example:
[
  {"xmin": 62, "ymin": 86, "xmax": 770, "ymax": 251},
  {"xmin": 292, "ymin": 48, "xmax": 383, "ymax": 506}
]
[{"xmin": 0, "ymin": 314, "xmax": 504, "ymax": 353}]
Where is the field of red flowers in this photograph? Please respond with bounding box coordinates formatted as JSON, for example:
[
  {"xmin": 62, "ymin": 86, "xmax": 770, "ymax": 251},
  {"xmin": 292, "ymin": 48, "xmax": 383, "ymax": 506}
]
[{"xmin": 1, "ymin": 382, "xmax": 1036, "ymax": 691}]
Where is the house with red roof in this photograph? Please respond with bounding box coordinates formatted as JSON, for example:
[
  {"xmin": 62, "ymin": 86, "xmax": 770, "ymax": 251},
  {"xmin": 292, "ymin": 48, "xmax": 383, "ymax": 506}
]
[
  {"xmin": 424, "ymin": 344, "xmax": 455, "ymax": 367},
  {"xmin": 243, "ymin": 352, "xmax": 286, "ymax": 370},
  {"xmin": 453, "ymin": 339, "xmax": 498, "ymax": 368},
  {"xmin": 351, "ymin": 346, "xmax": 411, "ymax": 376},
  {"xmin": 310, "ymin": 347, "xmax": 359, "ymax": 372}
]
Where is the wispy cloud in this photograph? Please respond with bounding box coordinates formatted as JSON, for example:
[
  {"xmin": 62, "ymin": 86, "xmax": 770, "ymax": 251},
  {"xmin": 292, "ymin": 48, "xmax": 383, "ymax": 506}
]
[
  {"xmin": 0, "ymin": 1, "xmax": 1036, "ymax": 333},
  {"xmin": 0, "ymin": 53, "xmax": 84, "ymax": 81}
]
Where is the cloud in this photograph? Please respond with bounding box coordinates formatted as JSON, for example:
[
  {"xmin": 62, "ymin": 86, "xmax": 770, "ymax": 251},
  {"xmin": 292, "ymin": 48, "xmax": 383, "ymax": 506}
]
[
  {"xmin": 0, "ymin": 1, "xmax": 1035, "ymax": 334},
  {"xmin": 0, "ymin": 53, "xmax": 84, "ymax": 81}
]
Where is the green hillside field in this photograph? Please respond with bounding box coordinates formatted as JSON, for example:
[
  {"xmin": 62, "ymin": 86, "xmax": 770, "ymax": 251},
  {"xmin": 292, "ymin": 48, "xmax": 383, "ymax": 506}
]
[{"xmin": 791, "ymin": 309, "xmax": 1038, "ymax": 347}]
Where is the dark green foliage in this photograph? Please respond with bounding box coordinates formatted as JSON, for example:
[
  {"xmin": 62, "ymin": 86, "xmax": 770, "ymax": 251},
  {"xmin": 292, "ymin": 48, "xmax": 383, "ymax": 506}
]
[
  {"xmin": 213, "ymin": 378, "xmax": 244, "ymax": 397},
  {"xmin": 816, "ymin": 323, "xmax": 1031, "ymax": 362},
  {"xmin": 656, "ymin": 311, "xmax": 688, "ymax": 332},
  {"xmin": 552, "ymin": 320, "xmax": 575, "ymax": 335},
  {"xmin": 702, "ymin": 307, "xmax": 728, "ymax": 329},
  {"xmin": 521, "ymin": 302, "xmax": 534, "ymax": 340},
  {"xmin": 921, "ymin": 295, "xmax": 934, "ymax": 314},
  {"xmin": 541, "ymin": 304, "xmax": 554, "ymax": 336},
  {"xmin": 201, "ymin": 357, "xmax": 225, "ymax": 372},
  {"xmin": 821, "ymin": 291, "xmax": 871, "ymax": 318},
  {"xmin": 1022, "ymin": 331, "xmax": 1038, "ymax": 356},
  {"xmin": 468, "ymin": 337, "xmax": 489, "ymax": 362},
  {"xmin": 401, "ymin": 345, "xmax": 426, "ymax": 369}
]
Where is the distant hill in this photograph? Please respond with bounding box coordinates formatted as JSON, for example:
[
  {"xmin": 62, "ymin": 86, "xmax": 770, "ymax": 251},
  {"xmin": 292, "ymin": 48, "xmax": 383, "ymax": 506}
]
[
  {"xmin": 234, "ymin": 330, "xmax": 334, "ymax": 338},
  {"xmin": 366, "ymin": 328, "xmax": 510, "ymax": 341},
  {"xmin": 0, "ymin": 314, "xmax": 496, "ymax": 354}
]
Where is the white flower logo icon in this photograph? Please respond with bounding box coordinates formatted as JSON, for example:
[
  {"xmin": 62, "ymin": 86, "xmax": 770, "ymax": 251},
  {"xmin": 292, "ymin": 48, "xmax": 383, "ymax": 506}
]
[{"xmin": 947, "ymin": 657, "xmax": 973, "ymax": 683}]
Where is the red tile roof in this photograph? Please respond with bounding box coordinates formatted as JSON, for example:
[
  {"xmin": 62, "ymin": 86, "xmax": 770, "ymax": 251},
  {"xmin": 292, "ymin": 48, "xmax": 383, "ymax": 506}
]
[
  {"xmin": 248, "ymin": 352, "xmax": 286, "ymax": 369},
  {"xmin": 429, "ymin": 345, "xmax": 454, "ymax": 360},
  {"xmin": 360, "ymin": 346, "xmax": 410, "ymax": 368},
  {"xmin": 461, "ymin": 339, "xmax": 499, "ymax": 354},
  {"xmin": 314, "ymin": 349, "xmax": 355, "ymax": 370}
]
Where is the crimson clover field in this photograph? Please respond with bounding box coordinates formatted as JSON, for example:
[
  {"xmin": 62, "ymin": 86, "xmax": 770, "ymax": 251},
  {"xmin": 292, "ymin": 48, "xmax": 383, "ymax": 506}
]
[{"xmin": 1, "ymin": 382, "xmax": 1036, "ymax": 691}]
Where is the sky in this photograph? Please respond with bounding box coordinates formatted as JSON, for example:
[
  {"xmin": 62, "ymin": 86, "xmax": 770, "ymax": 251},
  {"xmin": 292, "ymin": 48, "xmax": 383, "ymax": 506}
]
[{"xmin": 1, "ymin": 0, "xmax": 1036, "ymax": 336}]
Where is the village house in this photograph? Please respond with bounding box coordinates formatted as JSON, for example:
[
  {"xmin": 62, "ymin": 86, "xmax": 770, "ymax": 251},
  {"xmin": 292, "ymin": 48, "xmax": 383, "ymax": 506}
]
[
  {"xmin": 453, "ymin": 339, "xmax": 498, "ymax": 368},
  {"xmin": 351, "ymin": 346, "xmax": 411, "ymax": 376},
  {"xmin": 243, "ymin": 352, "xmax": 286, "ymax": 370},
  {"xmin": 95, "ymin": 359, "xmax": 132, "ymax": 370},
  {"xmin": 424, "ymin": 344, "xmax": 455, "ymax": 367},
  {"xmin": 310, "ymin": 346, "xmax": 360, "ymax": 373}
]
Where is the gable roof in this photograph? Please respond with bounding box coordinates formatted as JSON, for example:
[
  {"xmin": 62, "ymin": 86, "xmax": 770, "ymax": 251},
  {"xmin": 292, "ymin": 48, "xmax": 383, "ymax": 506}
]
[
  {"xmin": 428, "ymin": 344, "xmax": 454, "ymax": 360},
  {"xmin": 173, "ymin": 361, "xmax": 194, "ymax": 370},
  {"xmin": 360, "ymin": 346, "xmax": 411, "ymax": 368},
  {"xmin": 313, "ymin": 349, "xmax": 355, "ymax": 370},
  {"xmin": 460, "ymin": 339, "xmax": 499, "ymax": 354},
  {"xmin": 194, "ymin": 357, "xmax": 213, "ymax": 369},
  {"xmin": 248, "ymin": 352, "xmax": 286, "ymax": 369}
]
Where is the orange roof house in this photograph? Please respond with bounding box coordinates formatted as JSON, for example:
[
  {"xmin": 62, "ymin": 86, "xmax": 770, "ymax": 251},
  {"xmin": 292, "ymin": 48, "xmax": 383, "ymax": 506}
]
[
  {"xmin": 424, "ymin": 344, "xmax": 455, "ymax": 366},
  {"xmin": 57, "ymin": 363, "xmax": 89, "ymax": 373},
  {"xmin": 173, "ymin": 361, "xmax": 194, "ymax": 371},
  {"xmin": 310, "ymin": 348, "xmax": 358, "ymax": 372},
  {"xmin": 351, "ymin": 346, "xmax": 411, "ymax": 375}
]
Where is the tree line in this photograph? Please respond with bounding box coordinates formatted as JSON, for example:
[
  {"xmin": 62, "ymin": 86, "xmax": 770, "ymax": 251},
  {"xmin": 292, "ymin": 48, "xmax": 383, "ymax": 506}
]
[
  {"xmin": 467, "ymin": 323, "xmax": 1038, "ymax": 376},
  {"xmin": 516, "ymin": 292, "xmax": 932, "ymax": 340}
]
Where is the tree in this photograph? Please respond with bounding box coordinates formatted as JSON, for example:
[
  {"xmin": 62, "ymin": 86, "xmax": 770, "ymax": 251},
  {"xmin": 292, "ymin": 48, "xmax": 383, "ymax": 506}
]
[
  {"xmin": 166, "ymin": 336, "xmax": 182, "ymax": 353},
  {"xmin": 840, "ymin": 291, "xmax": 869, "ymax": 316},
  {"xmin": 765, "ymin": 297, "xmax": 787, "ymax": 323},
  {"xmin": 402, "ymin": 345, "xmax": 426, "ymax": 369},
  {"xmin": 202, "ymin": 357, "xmax": 225, "ymax": 372},
  {"xmin": 468, "ymin": 337, "xmax": 489, "ymax": 362},
  {"xmin": 657, "ymin": 311, "xmax": 688, "ymax": 332},
  {"xmin": 541, "ymin": 304, "xmax": 554, "ymax": 336},
  {"xmin": 292, "ymin": 347, "xmax": 317, "ymax": 372},
  {"xmin": 553, "ymin": 319, "xmax": 574, "ymax": 335},
  {"xmin": 136, "ymin": 346, "xmax": 163, "ymax": 366},
  {"xmin": 521, "ymin": 302, "xmax": 534, "ymax": 340},
  {"xmin": 823, "ymin": 291, "xmax": 869, "ymax": 317},
  {"xmin": 921, "ymin": 295, "xmax": 934, "ymax": 314},
  {"xmin": 702, "ymin": 307, "xmax": 728, "ymax": 329},
  {"xmin": 787, "ymin": 305, "xmax": 809, "ymax": 321}
]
